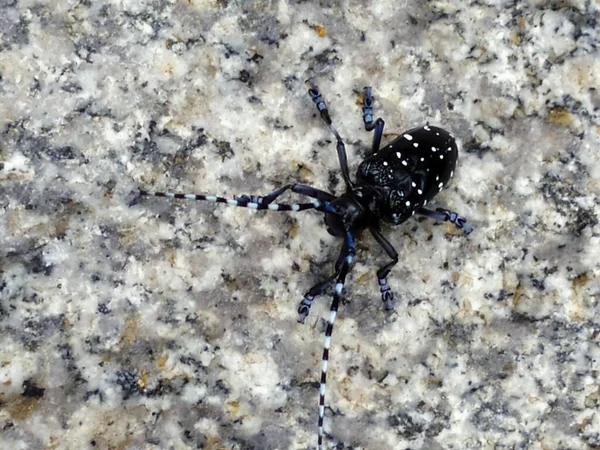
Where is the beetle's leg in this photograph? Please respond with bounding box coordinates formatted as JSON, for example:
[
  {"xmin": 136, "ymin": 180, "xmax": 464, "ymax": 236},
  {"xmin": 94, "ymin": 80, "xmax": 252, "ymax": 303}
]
[
  {"xmin": 298, "ymin": 278, "xmax": 334, "ymax": 324},
  {"xmin": 237, "ymin": 183, "xmax": 335, "ymax": 206},
  {"xmin": 306, "ymin": 81, "xmax": 353, "ymax": 189},
  {"xmin": 362, "ymin": 87, "xmax": 385, "ymax": 154},
  {"xmin": 369, "ymin": 227, "xmax": 398, "ymax": 310},
  {"xmin": 298, "ymin": 240, "xmax": 349, "ymax": 323},
  {"xmin": 316, "ymin": 231, "xmax": 356, "ymax": 450},
  {"xmin": 417, "ymin": 207, "xmax": 473, "ymax": 234}
]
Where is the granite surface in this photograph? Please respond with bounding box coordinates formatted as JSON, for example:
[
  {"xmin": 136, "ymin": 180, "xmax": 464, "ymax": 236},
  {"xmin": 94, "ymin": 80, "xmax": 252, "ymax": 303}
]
[{"xmin": 1, "ymin": 1, "xmax": 599, "ymax": 449}]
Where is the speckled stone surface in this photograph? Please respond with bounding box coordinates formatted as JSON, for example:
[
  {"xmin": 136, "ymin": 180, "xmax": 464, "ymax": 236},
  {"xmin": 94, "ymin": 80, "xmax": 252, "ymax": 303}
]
[{"xmin": 1, "ymin": 1, "xmax": 599, "ymax": 449}]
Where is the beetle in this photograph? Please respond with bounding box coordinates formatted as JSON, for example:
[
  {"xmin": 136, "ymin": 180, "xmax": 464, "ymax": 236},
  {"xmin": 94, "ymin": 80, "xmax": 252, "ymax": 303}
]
[{"xmin": 139, "ymin": 81, "xmax": 472, "ymax": 449}]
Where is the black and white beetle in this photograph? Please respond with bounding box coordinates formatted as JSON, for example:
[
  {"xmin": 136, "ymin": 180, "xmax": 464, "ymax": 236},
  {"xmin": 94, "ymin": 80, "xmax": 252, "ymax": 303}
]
[{"xmin": 139, "ymin": 82, "xmax": 472, "ymax": 449}]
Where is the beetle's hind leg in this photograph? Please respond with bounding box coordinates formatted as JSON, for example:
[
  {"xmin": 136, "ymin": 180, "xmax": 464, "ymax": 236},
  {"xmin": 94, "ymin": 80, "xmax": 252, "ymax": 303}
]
[
  {"xmin": 417, "ymin": 207, "xmax": 473, "ymax": 234},
  {"xmin": 362, "ymin": 87, "xmax": 385, "ymax": 154}
]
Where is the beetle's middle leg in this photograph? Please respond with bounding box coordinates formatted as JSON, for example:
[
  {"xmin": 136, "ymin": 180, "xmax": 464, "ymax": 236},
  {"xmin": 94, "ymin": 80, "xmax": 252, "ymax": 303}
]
[{"xmin": 369, "ymin": 227, "xmax": 398, "ymax": 310}]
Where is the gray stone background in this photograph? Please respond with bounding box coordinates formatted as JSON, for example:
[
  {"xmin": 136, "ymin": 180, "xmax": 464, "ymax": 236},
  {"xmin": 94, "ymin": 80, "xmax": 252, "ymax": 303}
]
[{"xmin": 1, "ymin": 1, "xmax": 599, "ymax": 449}]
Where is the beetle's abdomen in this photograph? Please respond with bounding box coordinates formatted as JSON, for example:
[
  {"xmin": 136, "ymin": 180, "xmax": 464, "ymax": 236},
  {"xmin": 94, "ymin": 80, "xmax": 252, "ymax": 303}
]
[{"xmin": 356, "ymin": 125, "xmax": 458, "ymax": 224}]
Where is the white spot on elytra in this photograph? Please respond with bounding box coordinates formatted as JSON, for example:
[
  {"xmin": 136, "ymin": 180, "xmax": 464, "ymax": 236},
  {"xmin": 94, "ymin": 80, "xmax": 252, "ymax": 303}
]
[
  {"xmin": 436, "ymin": 175, "xmax": 439, "ymax": 180},
  {"xmin": 413, "ymin": 143, "xmax": 419, "ymax": 148},
  {"xmin": 383, "ymin": 161, "xmax": 388, "ymax": 166},
  {"xmin": 450, "ymin": 170, "xmax": 454, "ymax": 177},
  {"xmin": 402, "ymin": 160, "xmax": 408, "ymax": 166},
  {"xmin": 424, "ymin": 125, "xmax": 431, "ymax": 131},
  {"xmin": 403, "ymin": 134, "xmax": 413, "ymax": 140},
  {"xmin": 396, "ymin": 152, "xmax": 402, "ymax": 158},
  {"xmin": 405, "ymin": 200, "xmax": 411, "ymax": 206},
  {"xmin": 411, "ymin": 182, "xmax": 416, "ymax": 187},
  {"xmin": 431, "ymin": 147, "xmax": 437, "ymax": 152},
  {"xmin": 447, "ymin": 147, "xmax": 452, "ymax": 152},
  {"xmin": 436, "ymin": 132, "xmax": 440, "ymax": 135},
  {"xmin": 424, "ymin": 200, "xmax": 428, "ymax": 206},
  {"xmin": 418, "ymin": 189, "xmax": 423, "ymax": 195},
  {"xmin": 438, "ymin": 182, "xmax": 444, "ymax": 189},
  {"xmin": 440, "ymin": 155, "xmax": 444, "ymax": 159}
]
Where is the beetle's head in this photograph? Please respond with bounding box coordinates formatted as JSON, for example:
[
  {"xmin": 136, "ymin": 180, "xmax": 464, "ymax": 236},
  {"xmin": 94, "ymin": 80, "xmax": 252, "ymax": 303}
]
[{"xmin": 324, "ymin": 193, "xmax": 373, "ymax": 237}]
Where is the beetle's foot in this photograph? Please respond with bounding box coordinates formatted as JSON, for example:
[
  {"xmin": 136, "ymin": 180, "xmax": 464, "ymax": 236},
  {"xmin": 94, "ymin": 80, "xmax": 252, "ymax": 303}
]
[
  {"xmin": 297, "ymin": 296, "xmax": 314, "ymax": 323},
  {"xmin": 435, "ymin": 208, "xmax": 473, "ymax": 235},
  {"xmin": 379, "ymin": 278, "xmax": 395, "ymax": 310}
]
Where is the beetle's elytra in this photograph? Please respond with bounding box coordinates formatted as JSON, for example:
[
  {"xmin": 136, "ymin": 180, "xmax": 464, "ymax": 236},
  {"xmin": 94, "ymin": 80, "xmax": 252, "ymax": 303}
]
[
  {"xmin": 357, "ymin": 125, "xmax": 458, "ymax": 224},
  {"xmin": 139, "ymin": 82, "xmax": 472, "ymax": 449}
]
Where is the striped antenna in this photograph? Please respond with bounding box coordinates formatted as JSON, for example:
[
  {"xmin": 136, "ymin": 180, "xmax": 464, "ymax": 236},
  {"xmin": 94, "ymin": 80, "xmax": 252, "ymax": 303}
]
[
  {"xmin": 318, "ymin": 284, "xmax": 342, "ymax": 450},
  {"xmin": 139, "ymin": 190, "xmax": 326, "ymax": 212},
  {"xmin": 317, "ymin": 234, "xmax": 355, "ymax": 450}
]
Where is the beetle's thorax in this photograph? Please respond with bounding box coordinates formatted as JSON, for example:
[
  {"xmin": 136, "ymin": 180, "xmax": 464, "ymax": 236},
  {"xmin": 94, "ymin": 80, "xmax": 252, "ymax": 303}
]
[{"xmin": 324, "ymin": 186, "xmax": 382, "ymax": 237}]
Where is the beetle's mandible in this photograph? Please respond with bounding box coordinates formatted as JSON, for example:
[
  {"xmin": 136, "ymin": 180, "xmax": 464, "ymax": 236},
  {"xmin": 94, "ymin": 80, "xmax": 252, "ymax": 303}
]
[{"xmin": 138, "ymin": 82, "xmax": 472, "ymax": 450}]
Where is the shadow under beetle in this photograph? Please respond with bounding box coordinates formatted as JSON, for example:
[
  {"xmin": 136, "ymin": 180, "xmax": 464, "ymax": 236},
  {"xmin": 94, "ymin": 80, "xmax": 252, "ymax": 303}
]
[{"xmin": 139, "ymin": 82, "xmax": 472, "ymax": 450}]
